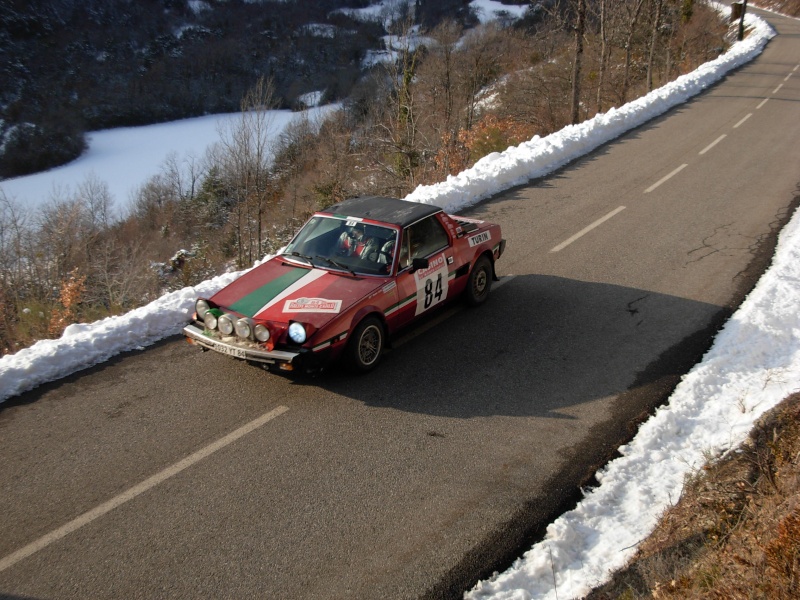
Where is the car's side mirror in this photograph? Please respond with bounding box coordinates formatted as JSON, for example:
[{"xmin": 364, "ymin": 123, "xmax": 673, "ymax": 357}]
[{"xmin": 410, "ymin": 257, "xmax": 429, "ymax": 273}]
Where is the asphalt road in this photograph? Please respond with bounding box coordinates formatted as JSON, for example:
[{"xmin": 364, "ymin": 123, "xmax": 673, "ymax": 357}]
[{"xmin": 1, "ymin": 8, "xmax": 799, "ymax": 600}]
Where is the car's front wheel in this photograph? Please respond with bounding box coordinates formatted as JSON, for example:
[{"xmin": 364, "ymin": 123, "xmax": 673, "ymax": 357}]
[
  {"xmin": 344, "ymin": 316, "xmax": 385, "ymax": 373},
  {"xmin": 465, "ymin": 255, "xmax": 492, "ymax": 306}
]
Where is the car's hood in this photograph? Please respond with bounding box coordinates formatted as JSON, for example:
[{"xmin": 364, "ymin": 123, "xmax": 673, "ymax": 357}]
[{"xmin": 209, "ymin": 258, "xmax": 385, "ymax": 328}]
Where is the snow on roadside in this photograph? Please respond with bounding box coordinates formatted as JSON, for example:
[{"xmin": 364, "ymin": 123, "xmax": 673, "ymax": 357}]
[{"xmin": 0, "ymin": 269, "xmax": 238, "ymax": 401}]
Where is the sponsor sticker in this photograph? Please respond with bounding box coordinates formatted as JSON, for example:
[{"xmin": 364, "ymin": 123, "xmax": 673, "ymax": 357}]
[
  {"xmin": 468, "ymin": 231, "xmax": 491, "ymax": 247},
  {"xmin": 283, "ymin": 297, "xmax": 342, "ymax": 314}
]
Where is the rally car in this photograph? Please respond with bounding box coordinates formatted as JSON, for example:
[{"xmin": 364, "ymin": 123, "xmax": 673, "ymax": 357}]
[{"xmin": 183, "ymin": 196, "xmax": 505, "ymax": 373}]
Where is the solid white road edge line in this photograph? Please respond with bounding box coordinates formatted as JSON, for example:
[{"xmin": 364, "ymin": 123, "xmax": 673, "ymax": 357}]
[
  {"xmin": 699, "ymin": 135, "xmax": 727, "ymax": 155},
  {"xmin": 644, "ymin": 164, "xmax": 688, "ymax": 194},
  {"xmin": 550, "ymin": 206, "xmax": 627, "ymax": 253},
  {"xmin": 0, "ymin": 405, "xmax": 290, "ymax": 574}
]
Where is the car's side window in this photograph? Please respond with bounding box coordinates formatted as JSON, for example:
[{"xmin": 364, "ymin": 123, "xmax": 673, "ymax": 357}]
[{"xmin": 407, "ymin": 216, "xmax": 449, "ymax": 262}]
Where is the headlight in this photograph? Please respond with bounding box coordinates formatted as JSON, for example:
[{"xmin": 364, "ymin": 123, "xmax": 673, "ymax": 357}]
[
  {"xmin": 204, "ymin": 308, "xmax": 223, "ymax": 330},
  {"xmin": 254, "ymin": 323, "xmax": 270, "ymax": 342},
  {"xmin": 288, "ymin": 322, "xmax": 307, "ymax": 344},
  {"xmin": 235, "ymin": 318, "xmax": 253, "ymax": 339},
  {"xmin": 195, "ymin": 299, "xmax": 211, "ymax": 319},
  {"xmin": 218, "ymin": 314, "xmax": 235, "ymax": 335}
]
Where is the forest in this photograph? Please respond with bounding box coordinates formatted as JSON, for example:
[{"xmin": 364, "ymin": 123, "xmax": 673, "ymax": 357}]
[{"xmin": 0, "ymin": 0, "xmax": 770, "ymax": 354}]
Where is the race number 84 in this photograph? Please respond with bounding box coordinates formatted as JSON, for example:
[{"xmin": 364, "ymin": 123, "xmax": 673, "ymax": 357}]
[
  {"xmin": 424, "ymin": 274, "xmax": 444, "ymax": 309},
  {"xmin": 415, "ymin": 269, "xmax": 448, "ymax": 315}
]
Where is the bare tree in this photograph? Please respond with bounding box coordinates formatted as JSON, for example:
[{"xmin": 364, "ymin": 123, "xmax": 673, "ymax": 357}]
[
  {"xmin": 414, "ymin": 20, "xmax": 464, "ymax": 177},
  {"xmin": 621, "ymin": 0, "xmax": 647, "ymax": 103},
  {"xmin": 571, "ymin": 0, "xmax": 587, "ymax": 124},
  {"xmin": 596, "ymin": 0, "xmax": 609, "ymax": 112},
  {"xmin": 457, "ymin": 23, "xmax": 511, "ymax": 131},
  {"xmin": 367, "ymin": 17, "xmax": 427, "ymax": 196},
  {"xmin": 87, "ymin": 234, "xmax": 156, "ymax": 311},
  {"xmin": 216, "ymin": 77, "xmax": 278, "ymax": 267},
  {"xmin": 305, "ymin": 111, "xmax": 363, "ymax": 208},
  {"xmin": 162, "ymin": 151, "xmax": 205, "ymax": 204},
  {"xmin": 37, "ymin": 194, "xmax": 90, "ymax": 284},
  {"xmin": 271, "ymin": 113, "xmax": 316, "ymax": 221},
  {"xmin": 76, "ymin": 172, "xmax": 114, "ymax": 231},
  {"xmin": 0, "ymin": 192, "xmax": 29, "ymax": 303}
]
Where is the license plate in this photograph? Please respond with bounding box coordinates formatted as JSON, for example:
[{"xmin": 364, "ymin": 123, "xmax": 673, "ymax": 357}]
[{"xmin": 214, "ymin": 342, "xmax": 247, "ymax": 359}]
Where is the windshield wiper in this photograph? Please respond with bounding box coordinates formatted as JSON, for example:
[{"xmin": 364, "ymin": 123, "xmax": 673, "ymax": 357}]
[
  {"xmin": 315, "ymin": 255, "xmax": 356, "ymax": 276},
  {"xmin": 283, "ymin": 251, "xmax": 313, "ymax": 266}
]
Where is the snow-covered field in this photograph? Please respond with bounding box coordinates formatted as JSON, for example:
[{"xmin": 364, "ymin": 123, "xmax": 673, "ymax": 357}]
[
  {"xmin": 0, "ymin": 106, "xmax": 334, "ymax": 214},
  {"xmin": 0, "ymin": 6, "xmax": 798, "ymax": 600}
]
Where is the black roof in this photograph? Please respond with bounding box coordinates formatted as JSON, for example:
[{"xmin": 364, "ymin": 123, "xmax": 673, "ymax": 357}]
[{"xmin": 323, "ymin": 196, "xmax": 442, "ymax": 228}]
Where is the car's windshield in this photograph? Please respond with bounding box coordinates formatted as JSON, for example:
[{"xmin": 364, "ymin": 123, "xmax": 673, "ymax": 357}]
[{"xmin": 283, "ymin": 215, "xmax": 398, "ymax": 276}]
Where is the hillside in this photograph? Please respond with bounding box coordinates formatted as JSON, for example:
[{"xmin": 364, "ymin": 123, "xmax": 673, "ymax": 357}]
[
  {"xmin": 0, "ymin": 0, "xmax": 478, "ymax": 178},
  {"xmin": 0, "ymin": 0, "xmax": 737, "ymax": 356}
]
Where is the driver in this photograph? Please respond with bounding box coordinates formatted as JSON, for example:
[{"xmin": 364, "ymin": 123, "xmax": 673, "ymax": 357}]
[{"xmin": 337, "ymin": 223, "xmax": 379, "ymax": 260}]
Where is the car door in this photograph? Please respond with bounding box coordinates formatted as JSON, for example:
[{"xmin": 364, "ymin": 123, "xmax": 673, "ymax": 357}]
[{"xmin": 389, "ymin": 214, "xmax": 455, "ymax": 328}]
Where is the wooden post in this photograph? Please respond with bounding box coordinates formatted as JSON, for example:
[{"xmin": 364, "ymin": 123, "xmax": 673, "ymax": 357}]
[{"xmin": 738, "ymin": 0, "xmax": 748, "ymax": 41}]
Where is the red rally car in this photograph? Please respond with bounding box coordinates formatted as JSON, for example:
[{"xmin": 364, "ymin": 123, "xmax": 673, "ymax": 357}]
[{"xmin": 184, "ymin": 196, "xmax": 505, "ymax": 373}]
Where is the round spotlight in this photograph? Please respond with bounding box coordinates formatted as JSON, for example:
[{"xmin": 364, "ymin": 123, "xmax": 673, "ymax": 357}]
[
  {"xmin": 288, "ymin": 322, "xmax": 307, "ymax": 344},
  {"xmin": 195, "ymin": 299, "xmax": 211, "ymax": 319},
  {"xmin": 254, "ymin": 324, "xmax": 270, "ymax": 342},
  {"xmin": 218, "ymin": 314, "xmax": 234, "ymax": 335},
  {"xmin": 235, "ymin": 318, "xmax": 253, "ymax": 339},
  {"xmin": 204, "ymin": 308, "xmax": 222, "ymax": 330}
]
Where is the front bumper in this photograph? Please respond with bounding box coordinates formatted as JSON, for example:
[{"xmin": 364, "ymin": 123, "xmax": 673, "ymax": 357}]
[{"xmin": 183, "ymin": 323, "xmax": 301, "ymax": 367}]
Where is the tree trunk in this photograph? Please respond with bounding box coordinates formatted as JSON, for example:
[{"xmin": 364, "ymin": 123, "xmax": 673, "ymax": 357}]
[
  {"xmin": 621, "ymin": 0, "xmax": 645, "ymax": 104},
  {"xmin": 647, "ymin": 0, "xmax": 663, "ymax": 91},
  {"xmin": 596, "ymin": 0, "xmax": 608, "ymax": 113},
  {"xmin": 571, "ymin": 0, "xmax": 586, "ymax": 125}
]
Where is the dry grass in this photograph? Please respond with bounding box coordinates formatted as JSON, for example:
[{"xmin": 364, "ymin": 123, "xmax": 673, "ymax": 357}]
[
  {"xmin": 586, "ymin": 393, "xmax": 800, "ymax": 599},
  {"xmin": 756, "ymin": 1, "xmax": 800, "ymax": 18}
]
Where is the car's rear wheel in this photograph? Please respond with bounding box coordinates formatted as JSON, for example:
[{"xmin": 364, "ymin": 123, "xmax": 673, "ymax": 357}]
[
  {"xmin": 345, "ymin": 316, "xmax": 385, "ymax": 373},
  {"xmin": 465, "ymin": 255, "xmax": 492, "ymax": 306}
]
